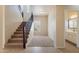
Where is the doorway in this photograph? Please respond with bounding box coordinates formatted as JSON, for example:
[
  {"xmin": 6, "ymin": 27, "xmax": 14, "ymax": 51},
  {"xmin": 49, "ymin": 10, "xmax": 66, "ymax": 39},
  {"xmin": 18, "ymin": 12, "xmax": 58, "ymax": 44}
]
[{"xmin": 64, "ymin": 10, "xmax": 78, "ymax": 47}]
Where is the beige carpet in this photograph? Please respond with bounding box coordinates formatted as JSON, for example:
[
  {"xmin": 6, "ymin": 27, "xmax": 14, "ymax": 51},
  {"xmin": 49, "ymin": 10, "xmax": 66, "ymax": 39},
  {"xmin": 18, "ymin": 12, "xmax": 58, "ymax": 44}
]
[{"xmin": 27, "ymin": 36, "xmax": 54, "ymax": 47}]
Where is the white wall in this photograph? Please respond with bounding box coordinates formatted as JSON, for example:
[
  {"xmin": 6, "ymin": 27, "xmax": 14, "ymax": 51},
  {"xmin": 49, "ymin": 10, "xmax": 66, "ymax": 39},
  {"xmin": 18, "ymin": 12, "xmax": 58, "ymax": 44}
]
[
  {"xmin": 0, "ymin": 6, "xmax": 4, "ymax": 49},
  {"xmin": 23, "ymin": 5, "xmax": 32, "ymax": 21},
  {"xmin": 48, "ymin": 6, "xmax": 65, "ymax": 48},
  {"xmin": 5, "ymin": 5, "xmax": 23, "ymax": 46},
  {"xmin": 48, "ymin": 6, "xmax": 56, "ymax": 47},
  {"xmin": 76, "ymin": 12, "xmax": 79, "ymax": 48}
]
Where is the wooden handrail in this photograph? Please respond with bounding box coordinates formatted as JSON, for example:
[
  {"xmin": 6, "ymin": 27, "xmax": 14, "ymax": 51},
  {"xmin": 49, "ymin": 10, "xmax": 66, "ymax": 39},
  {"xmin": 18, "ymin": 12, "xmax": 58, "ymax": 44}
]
[{"xmin": 23, "ymin": 14, "xmax": 33, "ymax": 48}]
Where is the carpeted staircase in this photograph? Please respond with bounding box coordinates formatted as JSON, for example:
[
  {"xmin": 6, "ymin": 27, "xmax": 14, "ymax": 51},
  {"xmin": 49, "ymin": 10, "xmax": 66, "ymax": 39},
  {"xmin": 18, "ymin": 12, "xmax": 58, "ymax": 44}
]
[
  {"xmin": 5, "ymin": 22, "xmax": 29, "ymax": 49},
  {"xmin": 5, "ymin": 14, "xmax": 33, "ymax": 49}
]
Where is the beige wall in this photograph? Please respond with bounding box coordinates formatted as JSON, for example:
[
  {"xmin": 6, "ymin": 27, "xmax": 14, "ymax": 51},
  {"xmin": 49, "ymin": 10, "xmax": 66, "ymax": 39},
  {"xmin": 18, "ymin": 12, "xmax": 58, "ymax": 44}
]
[
  {"xmin": 5, "ymin": 5, "xmax": 23, "ymax": 46},
  {"xmin": 34, "ymin": 15, "xmax": 48, "ymax": 36},
  {"xmin": 56, "ymin": 6, "xmax": 65, "ymax": 48},
  {"xmin": 0, "ymin": 6, "xmax": 4, "ymax": 48}
]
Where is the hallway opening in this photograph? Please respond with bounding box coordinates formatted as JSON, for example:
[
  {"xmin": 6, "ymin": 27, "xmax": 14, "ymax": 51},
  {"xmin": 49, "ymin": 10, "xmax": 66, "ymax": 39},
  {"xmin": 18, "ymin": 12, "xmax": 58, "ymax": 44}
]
[
  {"xmin": 64, "ymin": 5, "xmax": 79, "ymax": 48},
  {"xmin": 26, "ymin": 6, "xmax": 54, "ymax": 47}
]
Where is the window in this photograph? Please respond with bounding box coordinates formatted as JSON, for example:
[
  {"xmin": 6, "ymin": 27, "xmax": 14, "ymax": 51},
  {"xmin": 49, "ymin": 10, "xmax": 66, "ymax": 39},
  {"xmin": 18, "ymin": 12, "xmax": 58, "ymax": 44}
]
[
  {"xmin": 68, "ymin": 18, "xmax": 77, "ymax": 29},
  {"xmin": 34, "ymin": 20, "xmax": 40, "ymax": 32}
]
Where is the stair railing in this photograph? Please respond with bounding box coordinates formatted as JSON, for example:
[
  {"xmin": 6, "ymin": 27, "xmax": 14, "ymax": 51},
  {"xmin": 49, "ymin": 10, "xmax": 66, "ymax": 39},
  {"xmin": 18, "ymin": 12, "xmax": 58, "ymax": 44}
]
[
  {"xmin": 18, "ymin": 5, "xmax": 33, "ymax": 48},
  {"xmin": 23, "ymin": 14, "xmax": 33, "ymax": 48}
]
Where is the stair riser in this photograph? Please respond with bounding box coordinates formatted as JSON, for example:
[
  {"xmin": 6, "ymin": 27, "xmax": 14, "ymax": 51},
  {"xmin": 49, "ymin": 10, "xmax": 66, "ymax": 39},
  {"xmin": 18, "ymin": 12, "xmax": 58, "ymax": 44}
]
[
  {"xmin": 8, "ymin": 40, "xmax": 23, "ymax": 43},
  {"xmin": 17, "ymin": 26, "xmax": 30, "ymax": 29},
  {"xmin": 16, "ymin": 29, "xmax": 23, "ymax": 31},
  {"xmin": 10, "ymin": 38, "xmax": 23, "ymax": 40},
  {"xmin": 12, "ymin": 36, "xmax": 23, "ymax": 38},
  {"xmin": 6, "ymin": 45, "xmax": 23, "ymax": 48},
  {"xmin": 14, "ymin": 32, "xmax": 23, "ymax": 34},
  {"xmin": 18, "ymin": 27, "xmax": 23, "ymax": 29},
  {"xmin": 16, "ymin": 31, "xmax": 23, "ymax": 32},
  {"xmin": 16, "ymin": 30, "xmax": 30, "ymax": 32},
  {"xmin": 14, "ymin": 32, "xmax": 29, "ymax": 34},
  {"xmin": 14, "ymin": 31, "xmax": 23, "ymax": 34},
  {"xmin": 16, "ymin": 29, "xmax": 30, "ymax": 31},
  {"xmin": 12, "ymin": 36, "xmax": 28, "ymax": 38}
]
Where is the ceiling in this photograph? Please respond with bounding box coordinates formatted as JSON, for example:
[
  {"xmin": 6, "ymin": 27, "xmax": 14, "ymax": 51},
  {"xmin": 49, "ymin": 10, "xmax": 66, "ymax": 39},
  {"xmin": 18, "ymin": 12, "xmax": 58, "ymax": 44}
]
[
  {"xmin": 64, "ymin": 5, "xmax": 79, "ymax": 11},
  {"xmin": 30, "ymin": 5, "xmax": 79, "ymax": 16},
  {"xmin": 32, "ymin": 5, "xmax": 53, "ymax": 16}
]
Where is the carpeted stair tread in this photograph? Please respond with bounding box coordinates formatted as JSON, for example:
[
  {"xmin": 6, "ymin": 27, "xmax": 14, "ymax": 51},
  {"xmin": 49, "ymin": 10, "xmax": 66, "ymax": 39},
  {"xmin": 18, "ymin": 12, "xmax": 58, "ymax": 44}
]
[{"xmin": 12, "ymin": 34, "xmax": 28, "ymax": 38}]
